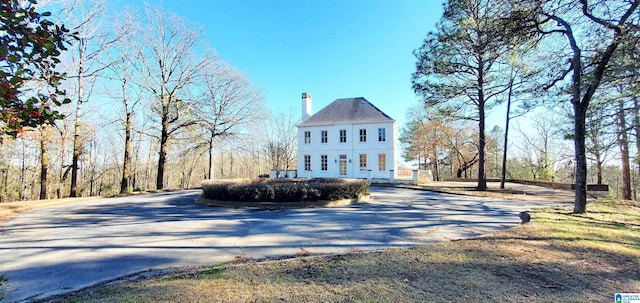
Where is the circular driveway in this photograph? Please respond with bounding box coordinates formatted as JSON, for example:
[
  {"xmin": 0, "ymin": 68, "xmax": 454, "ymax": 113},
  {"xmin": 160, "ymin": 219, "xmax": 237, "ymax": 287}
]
[{"xmin": 0, "ymin": 186, "xmax": 561, "ymax": 302}]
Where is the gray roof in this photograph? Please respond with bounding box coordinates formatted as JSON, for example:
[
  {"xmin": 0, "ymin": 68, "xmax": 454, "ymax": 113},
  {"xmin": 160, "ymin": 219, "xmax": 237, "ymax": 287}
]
[{"xmin": 298, "ymin": 97, "xmax": 395, "ymax": 127}]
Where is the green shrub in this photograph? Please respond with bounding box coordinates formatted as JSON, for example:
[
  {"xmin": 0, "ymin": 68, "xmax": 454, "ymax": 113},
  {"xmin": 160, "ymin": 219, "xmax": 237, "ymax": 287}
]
[{"xmin": 201, "ymin": 178, "xmax": 369, "ymax": 202}]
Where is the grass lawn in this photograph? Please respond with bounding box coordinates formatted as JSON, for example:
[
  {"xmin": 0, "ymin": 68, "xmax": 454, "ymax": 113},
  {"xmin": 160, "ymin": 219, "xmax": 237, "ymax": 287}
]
[{"xmin": 50, "ymin": 198, "xmax": 639, "ymax": 303}]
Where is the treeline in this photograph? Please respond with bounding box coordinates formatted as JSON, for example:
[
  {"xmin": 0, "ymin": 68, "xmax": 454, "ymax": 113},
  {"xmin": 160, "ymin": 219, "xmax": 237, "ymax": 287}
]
[
  {"xmin": 400, "ymin": 107, "xmax": 640, "ymax": 198},
  {"xmin": 407, "ymin": 0, "xmax": 639, "ymax": 212},
  {"xmin": 0, "ymin": 1, "xmax": 297, "ymax": 202}
]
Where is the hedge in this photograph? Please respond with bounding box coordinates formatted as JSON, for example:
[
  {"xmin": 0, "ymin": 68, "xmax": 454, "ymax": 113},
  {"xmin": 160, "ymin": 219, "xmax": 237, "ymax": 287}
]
[{"xmin": 201, "ymin": 178, "xmax": 370, "ymax": 202}]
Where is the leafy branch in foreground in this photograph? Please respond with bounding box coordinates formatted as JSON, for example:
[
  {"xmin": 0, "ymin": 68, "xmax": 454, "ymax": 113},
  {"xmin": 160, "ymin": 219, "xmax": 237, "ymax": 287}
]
[{"xmin": 0, "ymin": 0, "xmax": 74, "ymax": 140}]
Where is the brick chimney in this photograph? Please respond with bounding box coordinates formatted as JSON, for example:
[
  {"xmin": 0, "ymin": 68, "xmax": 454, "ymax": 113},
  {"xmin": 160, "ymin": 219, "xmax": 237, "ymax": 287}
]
[{"xmin": 301, "ymin": 93, "xmax": 312, "ymax": 121}]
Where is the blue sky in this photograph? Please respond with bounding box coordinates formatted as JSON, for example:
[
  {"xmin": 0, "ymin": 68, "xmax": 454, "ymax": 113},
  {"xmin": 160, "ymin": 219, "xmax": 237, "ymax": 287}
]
[{"xmin": 127, "ymin": 0, "xmax": 447, "ymax": 128}]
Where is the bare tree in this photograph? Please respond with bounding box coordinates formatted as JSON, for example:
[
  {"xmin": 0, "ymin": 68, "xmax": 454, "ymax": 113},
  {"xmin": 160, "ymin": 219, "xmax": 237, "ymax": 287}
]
[
  {"xmin": 445, "ymin": 126, "xmax": 479, "ymax": 178},
  {"xmin": 265, "ymin": 110, "xmax": 298, "ymax": 177},
  {"xmin": 108, "ymin": 61, "xmax": 140, "ymax": 194},
  {"xmin": 54, "ymin": 0, "xmax": 123, "ymax": 197},
  {"xmin": 103, "ymin": 18, "xmax": 138, "ymax": 194},
  {"xmin": 196, "ymin": 62, "xmax": 265, "ymax": 180},
  {"xmin": 514, "ymin": 115, "xmax": 563, "ymax": 181},
  {"xmin": 126, "ymin": 4, "xmax": 214, "ymax": 189}
]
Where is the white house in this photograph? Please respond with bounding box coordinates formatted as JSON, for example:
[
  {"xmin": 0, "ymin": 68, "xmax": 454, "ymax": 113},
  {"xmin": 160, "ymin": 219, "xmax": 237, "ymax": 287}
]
[{"xmin": 297, "ymin": 93, "xmax": 398, "ymax": 180}]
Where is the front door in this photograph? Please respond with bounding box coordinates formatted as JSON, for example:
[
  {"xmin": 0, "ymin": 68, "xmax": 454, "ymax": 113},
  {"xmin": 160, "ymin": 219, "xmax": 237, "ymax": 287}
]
[{"xmin": 339, "ymin": 154, "xmax": 347, "ymax": 176}]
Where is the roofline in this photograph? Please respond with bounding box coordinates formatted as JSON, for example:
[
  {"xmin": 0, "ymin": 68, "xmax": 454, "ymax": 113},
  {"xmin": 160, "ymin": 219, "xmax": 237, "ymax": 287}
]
[
  {"xmin": 297, "ymin": 97, "xmax": 395, "ymax": 127},
  {"xmin": 297, "ymin": 119, "xmax": 397, "ymax": 128}
]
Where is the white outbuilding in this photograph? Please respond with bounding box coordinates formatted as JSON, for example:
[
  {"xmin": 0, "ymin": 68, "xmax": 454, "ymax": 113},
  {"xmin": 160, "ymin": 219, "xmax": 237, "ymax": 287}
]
[{"xmin": 297, "ymin": 93, "xmax": 397, "ymax": 181}]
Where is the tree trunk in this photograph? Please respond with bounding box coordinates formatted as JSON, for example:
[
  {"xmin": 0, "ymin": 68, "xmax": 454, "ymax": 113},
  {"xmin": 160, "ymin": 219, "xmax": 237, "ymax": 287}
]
[
  {"xmin": 476, "ymin": 59, "xmax": 487, "ymax": 191},
  {"xmin": 144, "ymin": 140, "xmax": 152, "ymax": 190},
  {"xmin": 220, "ymin": 148, "xmax": 224, "ymax": 178},
  {"xmin": 208, "ymin": 137, "xmax": 213, "ymax": 180},
  {"xmin": 432, "ymin": 144, "xmax": 439, "ymax": 181},
  {"xmin": 573, "ymin": 104, "xmax": 588, "ymax": 214},
  {"xmin": 120, "ymin": 112, "xmax": 131, "ymax": 194},
  {"xmin": 596, "ymin": 159, "xmax": 603, "ymax": 185},
  {"xmin": 70, "ymin": 121, "xmax": 80, "ymax": 198},
  {"xmin": 70, "ymin": 39, "xmax": 86, "ymax": 198},
  {"xmin": 501, "ymin": 78, "xmax": 514, "ymax": 189},
  {"xmin": 157, "ymin": 132, "xmax": 167, "ymax": 190},
  {"xmin": 88, "ymin": 141, "xmax": 95, "ymax": 197},
  {"xmin": 1, "ymin": 168, "xmax": 7, "ymax": 203},
  {"xmin": 156, "ymin": 102, "xmax": 169, "ymax": 190},
  {"xmin": 618, "ymin": 97, "xmax": 631, "ymax": 200},
  {"xmin": 19, "ymin": 140, "xmax": 26, "ymax": 200},
  {"xmin": 477, "ymin": 104, "xmax": 487, "ymax": 190},
  {"xmin": 230, "ymin": 151, "xmax": 234, "ymax": 178},
  {"xmin": 39, "ymin": 129, "xmax": 48, "ymax": 200},
  {"xmin": 633, "ymin": 95, "xmax": 640, "ymax": 198}
]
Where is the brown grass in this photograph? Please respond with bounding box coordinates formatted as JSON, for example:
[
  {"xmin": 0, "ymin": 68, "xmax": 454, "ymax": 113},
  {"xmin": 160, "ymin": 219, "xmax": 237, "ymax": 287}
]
[
  {"xmin": 0, "ymin": 196, "xmax": 103, "ymax": 220},
  {"xmin": 53, "ymin": 199, "xmax": 640, "ymax": 303},
  {"xmin": 0, "ymin": 189, "xmax": 186, "ymax": 221}
]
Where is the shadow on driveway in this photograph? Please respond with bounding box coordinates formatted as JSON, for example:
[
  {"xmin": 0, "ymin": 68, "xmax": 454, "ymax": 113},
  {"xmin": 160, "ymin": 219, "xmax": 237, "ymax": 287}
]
[{"xmin": 0, "ymin": 186, "xmax": 557, "ymax": 302}]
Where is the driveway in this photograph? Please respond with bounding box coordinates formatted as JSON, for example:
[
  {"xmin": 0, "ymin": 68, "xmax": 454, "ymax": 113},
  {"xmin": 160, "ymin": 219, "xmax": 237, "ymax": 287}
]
[{"xmin": 0, "ymin": 186, "xmax": 564, "ymax": 302}]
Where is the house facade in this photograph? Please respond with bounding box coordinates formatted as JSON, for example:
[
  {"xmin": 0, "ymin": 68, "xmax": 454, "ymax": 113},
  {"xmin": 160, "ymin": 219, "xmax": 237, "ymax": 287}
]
[{"xmin": 297, "ymin": 93, "xmax": 397, "ymax": 180}]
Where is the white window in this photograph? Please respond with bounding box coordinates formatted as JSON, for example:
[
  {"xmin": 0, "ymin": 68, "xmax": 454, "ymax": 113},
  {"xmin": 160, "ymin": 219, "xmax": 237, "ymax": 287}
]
[
  {"xmin": 378, "ymin": 154, "xmax": 386, "ymax": 171},
  {"xmin": 359, "ymin": 128, "xmax": 367, "ymax": 142},
  {"xmin": 378, "ymin": 128, "xmax": 386, "ymax": 142},
  {"xmin": 321, "ymin": 155, "xmax": 328, "ymax": 171},
  {"xmin": 339, "ymin": 129, "xmax": 347, "ymax": 143},
  {"xmin": 321, "ymin": 130, "xmax": 328, "ymax": 143},
  {"xmin": 304, "ymin": 155, "xmax": 311, "ymax": 171},
  {"xmin": 304, "ymin": 131, "xmax": 311, "ymax": 144},
  {"xmin": 359, "ymin": 154, "xmax": 367, "ymax": 171}
]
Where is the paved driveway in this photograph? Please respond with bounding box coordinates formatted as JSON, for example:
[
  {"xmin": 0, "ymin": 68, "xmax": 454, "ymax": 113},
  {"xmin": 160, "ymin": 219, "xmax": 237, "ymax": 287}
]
[{"xmin": 0, "ymin": 186, "xmax": 563, "ymax": 302}]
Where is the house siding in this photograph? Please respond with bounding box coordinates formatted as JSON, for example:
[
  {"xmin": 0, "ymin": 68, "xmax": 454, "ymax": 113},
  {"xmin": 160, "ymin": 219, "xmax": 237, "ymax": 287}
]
[{"xmin": 297, "ymin": 121, "xmax": 397, "ymax": 179}]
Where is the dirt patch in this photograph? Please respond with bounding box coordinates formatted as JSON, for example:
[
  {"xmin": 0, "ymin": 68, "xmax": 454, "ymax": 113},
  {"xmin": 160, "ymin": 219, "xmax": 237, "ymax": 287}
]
[
  {"xmin": 0, "ymin": 189, "xmax": 192, "ymax": 222},
  {"xmin": 0, "ymin": 196, "xmax": 103, "ymax": 221}
]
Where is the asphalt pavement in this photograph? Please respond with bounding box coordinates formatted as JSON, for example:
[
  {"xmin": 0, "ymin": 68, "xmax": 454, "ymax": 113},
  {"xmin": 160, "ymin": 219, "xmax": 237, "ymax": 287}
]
[{"xmin": 0, "ymin": 186, "xmax": 565, "ymax": 302}]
